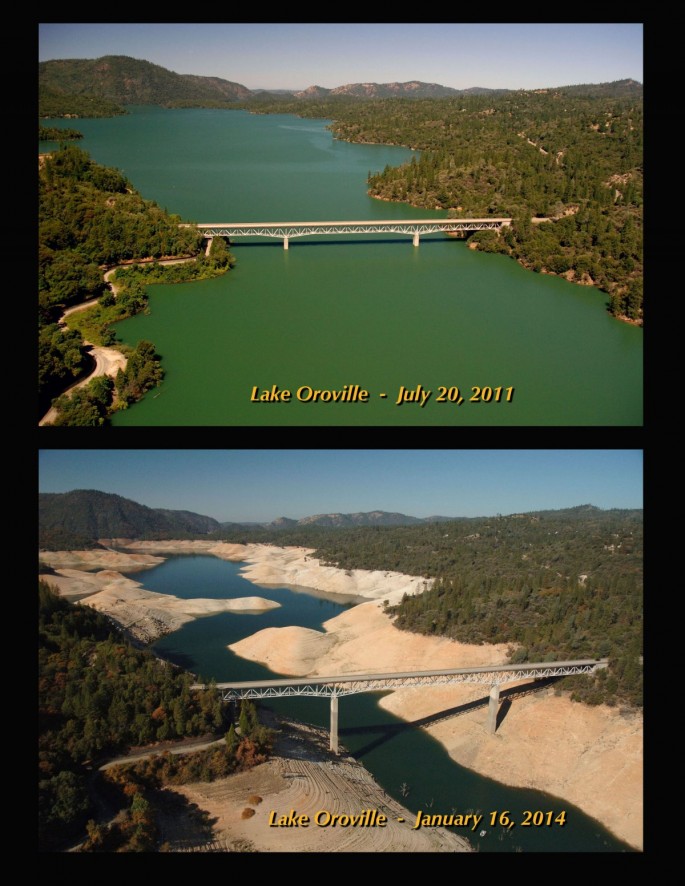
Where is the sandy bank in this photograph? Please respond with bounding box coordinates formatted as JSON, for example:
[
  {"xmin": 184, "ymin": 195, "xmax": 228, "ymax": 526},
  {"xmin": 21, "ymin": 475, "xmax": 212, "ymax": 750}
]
[
  {"xmin": 39, "ymin": 549, "xmax": 165, "ymax": 572},
  {"xmin": 103, "ymin": 539, "xmax": 249, "ymax": 559},
  {"xmin": 39, "ymin": 543, "xmax": 642, "ymax": 848},
  {"xmin": 230, "ymin": 601, "xmax": 643, "ymax": 850},
  {"xmin": 114, "ymin": 541, "xmax": 432, "ymax": 604},
  {"xmin": 231, "ymin": 600, "xmax": 508, "ymax": 676},
  {"xmin": 40, "ymin": 567, "xmax": 280, "ymax": 645},
  {"xmin": 383, "ymin": 686, "xmax": 643, "ymax": 851},
  {"xmin": 169, "ymin": 717, "xmax": 471, "ymax": 852}
]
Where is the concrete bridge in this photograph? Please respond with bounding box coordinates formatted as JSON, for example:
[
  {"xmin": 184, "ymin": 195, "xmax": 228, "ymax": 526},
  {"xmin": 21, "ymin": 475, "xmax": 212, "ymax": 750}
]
[
  {"xmin": 188, "ymin": 218, "xmax": 512, "ymax": 250},
  {"xmin": 192, "ymin": 659, "xmax": 607, "ymax": 753}
]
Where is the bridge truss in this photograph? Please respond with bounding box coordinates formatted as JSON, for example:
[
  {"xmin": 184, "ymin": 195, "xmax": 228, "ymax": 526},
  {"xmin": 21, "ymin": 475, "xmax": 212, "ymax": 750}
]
[
  {"xmin": 193, "ymin": 660, "xmax": 607, "ymax": 752},
  {"xmin": 189, "ymin": 218, "xmax": 512, "ymax": 249}
]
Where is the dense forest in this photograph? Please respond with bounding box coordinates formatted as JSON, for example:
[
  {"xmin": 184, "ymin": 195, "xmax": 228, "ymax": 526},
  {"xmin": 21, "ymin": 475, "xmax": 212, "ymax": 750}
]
[
  {"xmin": 38, "ymin": 491, "xmax": 441, "ymax": 548},
  {"xmin": 39, "ymin": 56, "xmax": 251, "ymax": 110},
  {"xmin": 217, "ymin": 506, "xmax": 643, "ymax": 708},
  {"xmin": 240, "ymin": 82, "xmax": 643, "ymax": 321},
  {"xmin": 39, "ymin": 490, "xmax": 222, "ymax": 548},
  {"xmin": 39, "ymin": 85, "xmax": 127, "ymax": 118},
  {"xmin": 39, "ymin": 125, "xmax": 82, "ymax": 141},
  {"xmin": 39, "ymin": 490, "xmax": 642, "ymax": 709},
  {"xmin": 38, "ymin": 581, "xmax": 272, "ymax": 851},
  {"xmin": 38, "ymin": 57, "xmax": 642, "ymax": 319},
  {"xmin": 38, "ymin": 145, "xmax": 234, "ymax": 424}
]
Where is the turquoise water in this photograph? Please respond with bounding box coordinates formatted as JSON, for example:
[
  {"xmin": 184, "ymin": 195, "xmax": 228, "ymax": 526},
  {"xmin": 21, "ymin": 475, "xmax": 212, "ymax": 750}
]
[{"xmin": 42, "ymin": 108, "xmax": 642, "ymax": 426}]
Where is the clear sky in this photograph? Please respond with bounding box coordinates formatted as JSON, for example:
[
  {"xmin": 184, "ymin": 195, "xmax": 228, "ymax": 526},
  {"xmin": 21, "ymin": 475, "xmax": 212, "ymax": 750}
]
[
  {"xmin": 38, "ymin": 450, "xmax": 643, "ymax": 523},
  {"xmin": 37, "ymin": 23, "xmax": 643, "ymax": 91}
]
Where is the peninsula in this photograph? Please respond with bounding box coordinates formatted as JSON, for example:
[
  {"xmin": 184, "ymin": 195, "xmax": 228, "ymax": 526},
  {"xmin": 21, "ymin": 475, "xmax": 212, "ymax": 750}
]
[{"xmin": 40, "ymin": 540, "xmax": 643, "ymax": 849}]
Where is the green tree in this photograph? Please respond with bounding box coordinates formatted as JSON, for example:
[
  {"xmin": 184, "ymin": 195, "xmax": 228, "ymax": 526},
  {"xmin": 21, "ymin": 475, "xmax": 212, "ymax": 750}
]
[{"xmin": 225, "ymin": 723, "xmax": 238, "ymax": 755}]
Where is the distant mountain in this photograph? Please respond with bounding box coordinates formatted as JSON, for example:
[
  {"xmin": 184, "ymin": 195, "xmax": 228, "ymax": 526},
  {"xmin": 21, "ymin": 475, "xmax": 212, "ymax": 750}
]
[
  {"xmin": 293, "ymin": 81, "xmax": 503, "ymax": 100},
  {"xmin": 268, "ymin": 517, "xmax": 299, "ymax": 529},
  {"xmin": 39, "ymin": 55, "xmax": 252, "ymax": 108},
  {"xmin": 553, "ymin": 78, "xmax": 643, "ymax": 97},
  {"xmin": 39, "ymin": 57, "xmax": 638, "ymax": 116},
  {"xmin": 39, "ymin": 490, "xmax": 222, "ymax": 549},
  {"xmin": 38, "ymin": 492, "xmax": 458, "ymax": 549},
  {"xmin": 256, "ymin": 511, "xmax": 454, "ymax": 529},
  {"xmin": 38, "ymin": 490, "xmax": 639, "ymax": 552},
  {"xmin": 293, "ymin": 85, "xmax": 332, "ymax": 99},
  {"xmin": 295, "ymin": 511, "xmax": 423, "ymax": 527}
]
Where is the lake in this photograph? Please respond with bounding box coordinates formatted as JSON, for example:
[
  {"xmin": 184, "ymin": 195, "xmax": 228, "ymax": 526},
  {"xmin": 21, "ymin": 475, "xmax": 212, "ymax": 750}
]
[
  {"xmin": 133, "ymin": 554, "xmax": 634, "ymax": 852},
  {"xmin": 41, "ymin": 107, "xmax": 643, "ymax": 426}
]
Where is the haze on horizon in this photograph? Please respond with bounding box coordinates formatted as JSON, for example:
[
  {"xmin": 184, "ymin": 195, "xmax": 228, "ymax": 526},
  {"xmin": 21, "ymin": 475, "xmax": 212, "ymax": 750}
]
[
  {"xmin": 38, "ymin": 450, "xmax": 643, "ymax": 525},
  {"xmin": 38, "ymin": 23, "xmax": 643, "ymax": 92}
]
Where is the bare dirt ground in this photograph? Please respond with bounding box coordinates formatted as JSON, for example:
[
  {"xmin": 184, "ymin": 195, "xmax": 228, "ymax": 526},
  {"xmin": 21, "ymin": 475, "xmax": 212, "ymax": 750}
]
[
  {"xmin": 166, "ymin": 717, "xmax": 471, "ymax": 852},
  {"xmin": 40, "ymin": 543, "xmax": 643, "ymax": 849},
  {"xmin": 231, "ymin": 601, "xmax": 643, "ymax": 850}
]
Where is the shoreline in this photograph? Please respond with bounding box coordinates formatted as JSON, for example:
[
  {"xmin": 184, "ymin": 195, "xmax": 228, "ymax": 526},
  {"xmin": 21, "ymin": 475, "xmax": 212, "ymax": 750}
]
[
  {"xmin": 39, "ymin": 255, "xmax": 202, "ymax": 427},
  {"xmin": 39, "ymin": 541, "xmax": 643, "ymax": 850},
  {"xmin": 167, "ymin": 715, "xmax": 472, "ymax": 852},
  {"xmin": 361, "ymin": 181, "xmax": 642, "ymax": 327}
]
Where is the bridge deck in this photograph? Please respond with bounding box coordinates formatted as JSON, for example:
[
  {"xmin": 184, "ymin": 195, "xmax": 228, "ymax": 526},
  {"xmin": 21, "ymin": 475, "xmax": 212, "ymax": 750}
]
[
  {"xmin": 191, "ymin": 659, "xmax": 607, "ymax": 693},
  {"xmin": 192, "ymin": 659, "xmax": 607, "ymax": 750},
  {"xmin": 193, "ymin": 219, "xmax": 512, "ymax": 230},
  {"xmin": 186, "ymin": 218, "xmax": 512, "ymax": 248}
]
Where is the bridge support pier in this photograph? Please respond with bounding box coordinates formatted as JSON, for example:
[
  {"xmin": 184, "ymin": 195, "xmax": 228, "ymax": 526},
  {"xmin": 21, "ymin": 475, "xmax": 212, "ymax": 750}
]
[
  {"xmin": 205, "ymin": 237, "xmax": 213, "ymax": 257},
  {"xmin": 330, "ymin": 694, "xmax": 339, "ymax": 754},
  {"xmin": 413, "ymin": 232, "xmax": 420, "ymax": 247},
  {"xmin": 488, "ymin": 683, "xmax": 500, "ymax": 734},
  {"xmin": 283, "ymin": 236, "xmax": 289, "ymax": 250}
]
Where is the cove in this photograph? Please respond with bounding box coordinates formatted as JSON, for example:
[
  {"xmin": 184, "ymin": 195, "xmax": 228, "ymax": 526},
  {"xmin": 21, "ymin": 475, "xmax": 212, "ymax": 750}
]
[
  {"xmin": 42, "ymin": 108, "xmax": 642, "ymax": 426},
  {"xmin": 131, "ymin": 555, "xmax": 634, "ymax": 852}
]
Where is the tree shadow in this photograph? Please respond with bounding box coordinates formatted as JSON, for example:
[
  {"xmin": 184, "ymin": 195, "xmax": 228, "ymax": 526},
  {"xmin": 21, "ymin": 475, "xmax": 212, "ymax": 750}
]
[{"xmin": 155, "ymin": 789, "xmax": 221, "ymax": 851}]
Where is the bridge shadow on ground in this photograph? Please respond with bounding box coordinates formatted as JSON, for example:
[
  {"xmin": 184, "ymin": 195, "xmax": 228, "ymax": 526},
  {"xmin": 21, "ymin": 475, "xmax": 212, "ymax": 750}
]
[{"xmin": 345, "ymin": 677, "xmax": 562, "ymax": 761}]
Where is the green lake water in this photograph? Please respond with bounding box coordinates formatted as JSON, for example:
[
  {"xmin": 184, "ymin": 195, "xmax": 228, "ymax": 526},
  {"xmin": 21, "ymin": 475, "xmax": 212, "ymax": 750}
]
[{"xmin": 42, "ymin": 107, "xmax": 642, "ymax": 426}]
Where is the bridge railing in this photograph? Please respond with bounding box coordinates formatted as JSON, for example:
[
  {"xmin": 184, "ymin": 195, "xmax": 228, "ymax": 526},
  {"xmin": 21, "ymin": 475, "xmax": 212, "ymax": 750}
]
[
  {"xmin": 183, "ymin": 218, "xmax": 512, "ymax": 247},
  {"xmin": 191, "ymin": 659, "xmax": 608, "ymax": 700}
]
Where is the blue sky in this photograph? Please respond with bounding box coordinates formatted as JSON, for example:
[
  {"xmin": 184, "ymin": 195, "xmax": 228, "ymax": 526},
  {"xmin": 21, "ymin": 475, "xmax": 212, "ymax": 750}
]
[
  {"xmin": 38, "ymin": 23, "xmax": 643, "ymax": 91},
  {"xmin": 38, "ymin": 450, "xmax": 643, "ymax": 523}
]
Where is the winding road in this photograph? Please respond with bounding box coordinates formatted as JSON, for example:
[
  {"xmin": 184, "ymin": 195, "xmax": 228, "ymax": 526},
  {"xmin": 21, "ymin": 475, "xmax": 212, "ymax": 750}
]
[
  {"xmin": 39, "ymin": 270, "xmax": 128, "ymax": 426},
  {"xmin": 39, "ymin": 259, "xmax": 196, "ymax": 426}
]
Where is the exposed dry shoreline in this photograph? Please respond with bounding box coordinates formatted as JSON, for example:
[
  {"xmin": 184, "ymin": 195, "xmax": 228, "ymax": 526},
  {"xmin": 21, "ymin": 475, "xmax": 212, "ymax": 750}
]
[
  {"xmin": 167, "ymin": 715, "xmax": 472, "ymax": 852},
  {"xmin": 39, "ymin": 541, "xmax": 643, "ymax": 850},
  {"xmin": 39, "ymin": 544, "xmax": 282, "ymax": 644}
]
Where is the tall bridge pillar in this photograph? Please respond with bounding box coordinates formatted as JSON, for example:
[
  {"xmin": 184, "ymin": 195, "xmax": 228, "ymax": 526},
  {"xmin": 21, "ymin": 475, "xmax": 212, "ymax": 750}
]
[
  {"xmin": 283, "ymin": 236, "xmax": 289, "ymax": 250},
  {"xmin": 488, "ymin": 683, "xmax": 500, "ymax": 734},
  {"xmin": 205, "ymin": 237, "xmax": 213, "ymax": 257},
  {"xmin": 330, "ymin": 694, "xmax": 339, "ymax": 754},
  {"xmin": 413, "ymin": 231, "xmax": 420, "ymax": 247}
]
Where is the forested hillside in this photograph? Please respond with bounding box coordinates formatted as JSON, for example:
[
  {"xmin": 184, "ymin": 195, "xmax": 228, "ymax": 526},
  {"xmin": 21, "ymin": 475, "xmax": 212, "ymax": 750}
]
[
  {"xmin": 38, "ymin": 145, "xmax": 234, "ymax": 424},
  {"xmin": 37, "ymin": 495, "xmax": 643, "ymax": 709},
  {"xmin": 39, "ymin": 490, "xmax": 221, "ymax": 547},
  {"xmin": 39, "ymin": 125, "xmax": 83, "ymax": 141},
  {"xmin": 38, "ymin": 582, "xmax": 272, "ymax": 851},
  {"xmin": 39, "ymin": 84, "xmax": 126, "ymax": 118},
  {"xmin": 39, "ymin": 56, "xmax": 251, "ymax": 111},
  {"xmin": 241, "ymin": 81, "xmax": 642, "ymax": 320},
  {"xmin": 219, "ymin": 506, "xmax": 643, "ymax": 708}
]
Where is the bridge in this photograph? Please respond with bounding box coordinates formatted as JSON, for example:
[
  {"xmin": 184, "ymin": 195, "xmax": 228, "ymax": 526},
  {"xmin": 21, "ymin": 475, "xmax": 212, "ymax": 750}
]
[
  {"xmin": 187, "ymin": 218, "xmax": 512, "ymax": 250},
  {"xmin": 192, "ymin": 659, "xmax": 607, "ymax": 753}
]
